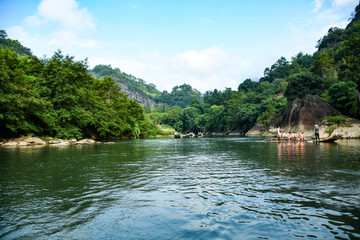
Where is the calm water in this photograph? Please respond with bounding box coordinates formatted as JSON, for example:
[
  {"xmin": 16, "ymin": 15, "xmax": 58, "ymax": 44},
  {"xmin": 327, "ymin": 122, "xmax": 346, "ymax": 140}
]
[{"xmin": 0, "ymin": 137, "xmax": 360, "ymax": 240}]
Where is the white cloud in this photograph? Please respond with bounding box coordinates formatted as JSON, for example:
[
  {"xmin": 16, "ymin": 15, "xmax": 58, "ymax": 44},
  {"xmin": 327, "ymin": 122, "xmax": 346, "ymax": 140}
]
[
  {"xmin": 88, "ymin": 47, "xmax": 264, "ymax": 92},
  {"xmin": 176, "ymin": 47, "xmax": 228, "ymax": 75},
  {"xmin": 6, "ymin": 26, "xmax": 31, "ymax": 42},
  {"xmin": 312, "ymin": 0, "xmax": 325, "ymax": 12},
  {"xmin": 6, "ymin": 0, "xmax": 99, "ymax": 56},
  {"xmin": 331, "ymin": 0, "xmax": 356, "ymax": 7},
  {"xmin": 24, "ymin": 15, "xmax": 45, "ymax": 26},
  {"xmin": 26, "ymin": 0, "xmax": 95, "ymax": 31}
]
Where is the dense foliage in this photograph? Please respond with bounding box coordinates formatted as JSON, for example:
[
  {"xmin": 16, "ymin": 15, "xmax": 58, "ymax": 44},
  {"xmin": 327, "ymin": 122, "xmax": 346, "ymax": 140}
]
[
  {"xmin": 0, "ymin": 47, "xmax": 152, "ymax": 139},
  {"xmin": 156, "ymin": 84, "xmax": 202, "ymax": 108}
]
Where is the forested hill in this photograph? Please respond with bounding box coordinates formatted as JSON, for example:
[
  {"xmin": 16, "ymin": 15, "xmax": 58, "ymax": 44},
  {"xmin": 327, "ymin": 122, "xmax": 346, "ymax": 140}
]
[
  {"xmin": 0, "ymin": 30, "xmax": 32, "ymax": 56},
  {"xmin": 89, "ymin": 65, "xmax": 202, "ymax": 108},
  {"xmin": 89, "ymin": 64, "xmax": 160, "ymax": 107}
]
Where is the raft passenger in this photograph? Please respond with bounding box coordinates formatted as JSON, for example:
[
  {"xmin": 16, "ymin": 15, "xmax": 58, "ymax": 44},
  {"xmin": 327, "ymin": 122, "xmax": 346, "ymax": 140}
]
[{"xmin": 300, "ymin": 132, "xmax": 306, "ymax": 140}]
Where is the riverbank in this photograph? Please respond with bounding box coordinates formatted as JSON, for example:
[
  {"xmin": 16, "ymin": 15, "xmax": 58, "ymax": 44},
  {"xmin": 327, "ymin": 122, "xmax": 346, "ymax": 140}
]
[
  {"xmin": 0, "ymin": 135, "xmax": 179, "ymax": 147},
  {"xmin": 245, "ymin": 118, "xmax": 360, "ymax": 139},
  {"xmin": 0, "ymin": 137, "xmax": 103, "ymax": 147}
]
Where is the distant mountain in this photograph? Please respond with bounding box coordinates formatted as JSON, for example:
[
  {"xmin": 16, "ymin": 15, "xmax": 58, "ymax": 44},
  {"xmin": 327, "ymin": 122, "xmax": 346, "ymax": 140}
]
[
  {"xmin": 89, "ymin": 64, "xmax": 161, "ymax": 107},
  {"xmin": 0, "ymin": 30, "xmax": 32, "ymax": 56}
]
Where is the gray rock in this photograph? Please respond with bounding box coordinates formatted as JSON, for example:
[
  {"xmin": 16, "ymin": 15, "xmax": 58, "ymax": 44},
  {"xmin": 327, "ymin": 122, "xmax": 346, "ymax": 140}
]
[
  {"xmin": 280, "ymin": 94, "xmax": 340, "ymax": 131},
  {"xmin": 18, "ymin": 141, "xmax": 30, "ymax": 146},
  {"xmin": 330, "ymin": 118, "xmax": 360, "ymax": 138},
  {"xmin": 24, "ymin": 137, "xmax": 46, "ymax": 145},
  {"xmin": 111, "ymin": 74, "xmax": 157, "ymax": 108},
  {"xmin": 53, "ymin": 141, "xmax": 71, "ymax": 146},
  {"xmin": 76, "ymin": 139, "xmax": 96, "ymax": 145},
  {"xmin": 2, "ymin": 141, "xmax": 18, "ymax": 146},
  {"xmin": 49, "ymin": 139, "xmax": 63, "ymax": 144}
]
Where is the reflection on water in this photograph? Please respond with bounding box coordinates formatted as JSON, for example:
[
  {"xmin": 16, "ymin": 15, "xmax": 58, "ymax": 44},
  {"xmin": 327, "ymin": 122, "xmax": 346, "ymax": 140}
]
[{"xmin": 0, "ymin": 138, "xmax": 360, "ymax": 239}]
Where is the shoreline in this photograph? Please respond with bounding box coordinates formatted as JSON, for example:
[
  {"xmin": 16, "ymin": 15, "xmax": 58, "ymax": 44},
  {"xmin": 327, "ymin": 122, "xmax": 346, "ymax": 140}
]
[
  {"xmin": 0, "ymin": 135, "xmax": 176, "ymax": 147},
  {"xmin": 1, "ymin": 133, "xmax": 359, "ymax": 148}
]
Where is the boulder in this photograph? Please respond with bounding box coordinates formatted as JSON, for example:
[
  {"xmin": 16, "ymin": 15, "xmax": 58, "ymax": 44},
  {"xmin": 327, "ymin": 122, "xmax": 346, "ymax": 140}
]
[
  {"xmin": 245, "ymin": 124, "xmax": 264, "ymax": 136},
  {"xmin": 24, "ymin": 137, "xmax": 46, "ymax": 145},
  {"xmin": 280, "ymin": 94, "xmax": 340, "ymax": 131},
  {"xmin": 54, "ymin": 141, "xmax": 71, "ymax": 146},
  {"xmin": 69, "ymin": 139, "xmax": 77, "ymax": 144},
  {"xmin": 227, "ymin": 127, "xmax": 244, "ymax": 136},
  {"xmin": 48, "ymin": 139, "xmax": 63, "ymax": 144},
  {"xmin": 18, "ymin": 141, "xmax": 30, "ymax": 146},
  {"xmin": 2, "ymin": 141, "xmax": 18, "ymax": 146},
  {"xmin": 76, "ymin": 139, "xmax": 96, "ymax": 145}
]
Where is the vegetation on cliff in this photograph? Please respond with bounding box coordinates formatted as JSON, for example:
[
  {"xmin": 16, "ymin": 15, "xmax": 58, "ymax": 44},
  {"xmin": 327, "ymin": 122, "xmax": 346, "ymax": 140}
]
[{"xmin": 90, "ymin": 64, "xmax": 161, "ymax": 101}]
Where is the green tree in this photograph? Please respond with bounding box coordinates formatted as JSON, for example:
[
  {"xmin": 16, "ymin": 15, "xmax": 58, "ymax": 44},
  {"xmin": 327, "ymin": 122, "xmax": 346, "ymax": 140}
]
[
  {"xmin": 339, "ymin": 30, "xmax": 360, "ymax": 83},
  {"xmin": 316, "ymin": 27, "xmax": 346, "ymax": 50},
  {"xmin": 237, "ymin": 79, "xmax": 258, "ymax": 92},
  {"xmin": 326, "ymin": 81, "xmax": 358, "ymax": 117},
  {"xmin": 157, "ymin": 84, "xmax": 201, "ymax": 108},
  {"xmin": 0, "ymin": 48, "xmax": 49, "ymax": 137},
  {"xmin": 182, "ymin": 107, "xmax": 201, "ymax": 132},
  {"xmin": 260, "ymin": 57, "xmax": 291, "ymax": 83},
  {"xmin": 204, "ymin": 105, "xmax": 225, "ymax": 132},
  {"xmin": 162, "ymin": 106, "xmax": 183, "ymax": 132},
  {"xmin": 284, "ymin": 71, "xmax": 324, "ymax": 101},
  {"xmin": 235, "ymin": 103, "xmax": 261, "ymax": 133},
  {"xmin": 257, "ymin": 98, "xmax": 287, "ymax": 130}
]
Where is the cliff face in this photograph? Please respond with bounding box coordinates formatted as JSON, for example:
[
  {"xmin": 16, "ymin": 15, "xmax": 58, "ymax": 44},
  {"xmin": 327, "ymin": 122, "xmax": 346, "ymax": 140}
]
[
  {"xmin": 116, "ymin": 81, "xmax": 157, "ymax": 108},
  {"xmin": 111, "ymin": 74, "xmax": 157, "ymax": 108},
  {"xmin": 280, "ymin": 94, "xmax": 340, "ymax": 130}
]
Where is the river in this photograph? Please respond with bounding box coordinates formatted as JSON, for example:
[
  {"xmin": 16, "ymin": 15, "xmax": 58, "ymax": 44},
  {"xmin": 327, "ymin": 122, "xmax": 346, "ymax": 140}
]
[{"xmin": 0, "ymin": 137, "xmax": 359, "ymax": 239}]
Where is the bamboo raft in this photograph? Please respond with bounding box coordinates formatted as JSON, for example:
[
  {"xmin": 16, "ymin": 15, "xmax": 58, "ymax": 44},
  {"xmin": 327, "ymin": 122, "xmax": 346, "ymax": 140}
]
[
  {"xmin": 265, "ymin": 134, "xmax": 342, "ymax": 143},
  {"xmin": 265, "ymin": 138, "xmax": 309, "ymax": 142}
]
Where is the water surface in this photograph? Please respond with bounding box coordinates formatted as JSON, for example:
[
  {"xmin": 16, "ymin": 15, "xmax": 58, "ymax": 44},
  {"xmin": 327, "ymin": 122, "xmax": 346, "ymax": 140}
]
[{"xmin": 1, "ymin": 137, "xmax": 360, "ymax": 239}]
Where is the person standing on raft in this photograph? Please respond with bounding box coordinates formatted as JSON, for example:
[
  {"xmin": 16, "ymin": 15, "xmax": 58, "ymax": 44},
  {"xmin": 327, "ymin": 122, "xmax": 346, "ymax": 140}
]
[{"xmin": 314, "ymin": 125, "xmax": 320, "ymax": 142}]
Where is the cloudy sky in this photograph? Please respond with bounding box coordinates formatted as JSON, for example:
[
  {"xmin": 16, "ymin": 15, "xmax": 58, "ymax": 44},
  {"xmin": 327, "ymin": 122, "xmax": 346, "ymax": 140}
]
[{"xmin": 0, "ymin": 0, "xmax": 358, "ymax": 92}]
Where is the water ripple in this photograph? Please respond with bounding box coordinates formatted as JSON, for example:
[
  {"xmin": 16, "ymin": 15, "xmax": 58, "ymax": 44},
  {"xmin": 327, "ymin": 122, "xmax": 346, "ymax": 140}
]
[{"xmin": 1, "ymin": 138, "xmax": 360, "ymax": 239}]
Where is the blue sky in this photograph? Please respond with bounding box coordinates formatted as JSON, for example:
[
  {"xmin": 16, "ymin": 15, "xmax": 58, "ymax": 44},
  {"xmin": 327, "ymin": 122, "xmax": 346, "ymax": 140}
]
[{"xmin": 0, "ymin": 0, "xmax": 358, "ymax": 92}]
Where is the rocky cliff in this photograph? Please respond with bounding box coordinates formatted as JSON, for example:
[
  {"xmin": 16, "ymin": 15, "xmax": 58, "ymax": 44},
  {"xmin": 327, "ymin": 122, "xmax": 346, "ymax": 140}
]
[
  {"xmin": 246, "ymin": 94, "xmax": 343, "ymax": 137},
  {"xmin": 280, "ymin": 94, "xmax": 340, "ymax": 131},
  {"xmin": 111, "ymin": 74, "xmax": 157, "ymax": 108}
]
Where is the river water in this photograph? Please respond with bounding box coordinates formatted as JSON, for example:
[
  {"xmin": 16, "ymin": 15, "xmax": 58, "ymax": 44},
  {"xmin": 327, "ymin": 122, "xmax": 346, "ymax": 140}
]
[{"xmin": 0, "ymin": 137, "xmax": 359, "ymax": 239}]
